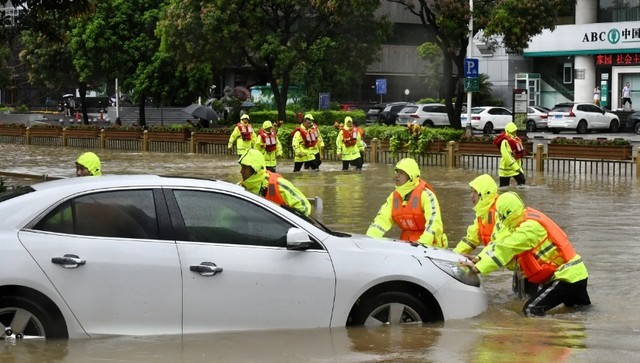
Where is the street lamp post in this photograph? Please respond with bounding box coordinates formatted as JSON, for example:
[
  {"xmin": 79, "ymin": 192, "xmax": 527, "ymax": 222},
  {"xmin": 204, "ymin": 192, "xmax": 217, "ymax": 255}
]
[{"xmin": 465, "ymin": 0, "xmax": 473, "ymax": 136}]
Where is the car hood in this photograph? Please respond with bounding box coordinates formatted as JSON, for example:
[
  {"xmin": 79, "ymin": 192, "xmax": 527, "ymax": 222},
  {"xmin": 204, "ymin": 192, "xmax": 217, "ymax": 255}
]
[{"xmin": 349, "ymin": 233, "xmax": 462, "ymax": 263}]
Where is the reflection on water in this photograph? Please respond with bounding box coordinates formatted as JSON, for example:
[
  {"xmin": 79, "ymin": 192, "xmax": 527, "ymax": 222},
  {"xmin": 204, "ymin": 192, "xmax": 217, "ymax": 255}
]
[{"xmin": 2, "ymin": 143, "xmax": 640, "ymax": 362}]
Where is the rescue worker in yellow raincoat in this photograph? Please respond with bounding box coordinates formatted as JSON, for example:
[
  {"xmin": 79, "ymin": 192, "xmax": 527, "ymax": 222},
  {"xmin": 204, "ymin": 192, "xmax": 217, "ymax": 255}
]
[
  {"xmin": 498, "ymin": 122, "xmax": 526, "ymax": 187},
  {"xmin": 75, "ymin": 152, "xmax": 102, "ymax": 177},
  {"xmin": 366, "ymin": 158, "xmax": 448, "ymax": 248},
  {"xmin": 453, "ymin": 173, "xmax": 499, "ymax": 255},
  {"xmin": 291, "ymin": 115, "xmax": 319, "ymax": 172},
  {"xmin": 305, "ymin": 114, "xmax": 324, "ymax": 171},
  {"xmin": 461, "ymin": 192, "xmax": 591, "ymax": 316},
  {"xmin": 255, "ymin": 120, "xmax": 283, "ymax": 172},
  {"xmin": 454, "ymin": 173, "xmax": 538, "ymax": 297},
  {"xmin": 336, "ymin": 116, "xmax": 365, "ymax": 171},
  {"xmin": 228, "ymin": 113, "xmax": 256, "ymax": 155},
  {"xmin": 238, "ymin": 149, "xmax": 311, "ymax": 216}
]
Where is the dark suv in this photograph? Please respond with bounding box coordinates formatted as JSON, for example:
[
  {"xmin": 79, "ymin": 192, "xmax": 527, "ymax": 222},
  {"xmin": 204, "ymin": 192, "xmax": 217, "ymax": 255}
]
[{"xmin": 365, "ymin": 102, "xmax": 410, "ymax": 125}]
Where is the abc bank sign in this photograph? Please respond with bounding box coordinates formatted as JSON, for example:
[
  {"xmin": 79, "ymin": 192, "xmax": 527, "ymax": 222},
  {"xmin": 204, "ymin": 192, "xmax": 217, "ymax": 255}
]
[{"xmin": 523, "ymin": 20, "xmax": 640, "ymax": 56}]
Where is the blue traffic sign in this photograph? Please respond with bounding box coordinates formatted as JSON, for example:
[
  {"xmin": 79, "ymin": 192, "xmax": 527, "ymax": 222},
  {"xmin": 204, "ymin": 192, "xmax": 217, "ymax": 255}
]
[
  {"xmin": 464, "ymin": 58, "xmax": 479, "ymax": 78},
  {"xmin": 318, "ymin": 93, "xmax": 330, "ymax": 110},
  {"xmin": 375, "ymin": 78, "xmax": 387, "ymax": 95}
]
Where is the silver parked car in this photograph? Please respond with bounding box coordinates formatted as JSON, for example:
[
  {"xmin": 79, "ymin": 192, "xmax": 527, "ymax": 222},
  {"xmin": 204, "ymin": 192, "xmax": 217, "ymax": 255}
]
[
  {"xmin": 526, "ymin": 106, "xmax": 550, "ymax": 131},
  {"xmin": 0, "ymin": 175, "xmax": 487, "ymax": 339},
  {"xmin": 396, "ymin": 103, "xmax": 450, "ymax": 127}
]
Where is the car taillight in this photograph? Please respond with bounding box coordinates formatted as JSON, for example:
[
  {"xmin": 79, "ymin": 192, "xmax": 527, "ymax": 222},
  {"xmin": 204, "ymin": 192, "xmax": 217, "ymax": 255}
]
[
  {"xmin": 410, "ymin": 115, "xmax": 420, "ymax": 118},
  {"xmin": 568, "ymin": 111, "xmax": 576, "ymax": 117},
  {"xmin": 472, "ymin": 116, "xmax": 481, "ymax": 120},
  {"xmin": 540, "ymin": 114, "xmax": 548, "ymax": 119}
]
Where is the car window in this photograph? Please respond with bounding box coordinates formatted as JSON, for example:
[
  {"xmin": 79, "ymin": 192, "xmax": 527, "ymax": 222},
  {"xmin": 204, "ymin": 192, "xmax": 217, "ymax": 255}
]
[
  {"xmin": 398, "ymin": 106, "xmax": 416, "ymax": 113},
  {"xmin": 550, "ymin": 106, "xmax": 571, "ymax": 113},
  {"xmin": 434, "ymin": 106, "xmax": 447, "ymax": 113},
  {"xmin": 172, "ymin": 190, "xmax": 293, "ymax": 247},
  {"xmin": 33, "ymin": 190, "xmax": 159, "ymax": 239}
]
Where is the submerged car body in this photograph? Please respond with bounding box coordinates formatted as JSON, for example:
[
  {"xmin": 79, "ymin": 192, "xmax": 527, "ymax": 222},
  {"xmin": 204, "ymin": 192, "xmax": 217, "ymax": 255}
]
[{"xmin": 0, "ymin": 176, "xmax": 487, "ymax": 339}]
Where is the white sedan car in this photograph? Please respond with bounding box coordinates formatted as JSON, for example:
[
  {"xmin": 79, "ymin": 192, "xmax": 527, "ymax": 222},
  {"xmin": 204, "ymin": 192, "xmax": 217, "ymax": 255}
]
[
  {"xmin": 461, "ymin": 106, "xmax": 513, "ymax": 134},
  {"xmin": 0, "ymin": 175, "xmax": 487, "ymax": 339},
  {"xmin": 547, "ymin": 102, "xmax": 620, "ymax": 134}
]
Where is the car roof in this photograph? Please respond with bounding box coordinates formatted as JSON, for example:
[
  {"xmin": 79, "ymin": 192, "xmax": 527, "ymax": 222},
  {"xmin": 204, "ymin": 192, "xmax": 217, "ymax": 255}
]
[{"xmin": 30, "ymin": 174, "xmax": 242, "ymax": 193}]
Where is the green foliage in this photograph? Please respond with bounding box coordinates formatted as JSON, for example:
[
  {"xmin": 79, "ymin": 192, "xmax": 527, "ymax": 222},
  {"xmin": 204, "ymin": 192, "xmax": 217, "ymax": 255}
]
[
  {"xmin": 160, "ymin": 0, "xmax": 391, "ymax": 121},
  {"xmin": 0, "ymin": 123, "xmax": 27, "ymax": 128},
  {"xmin": 148, "ymin": 124, "xmax": 194, "ymax": 132},
  {"xmin": 392, "ymin": 0, "xmax": 572, "ymax": 128},
  {"xmin": 549, "ymin": 137, "xmax": 631, "ymax": 146},
  {"xmin": 29, "ymin": 123, "xmax": 61, "ymax": 129},
  {"xmin": 66, "ymin": 124, "xmax": 101, "ymax": 130}
]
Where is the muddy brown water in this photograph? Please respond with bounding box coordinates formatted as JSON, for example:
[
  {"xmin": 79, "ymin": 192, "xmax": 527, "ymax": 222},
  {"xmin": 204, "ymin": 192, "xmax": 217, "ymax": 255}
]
[{"xmin": 1, "ymin": 144, "xmax": 639, "ymax": 362}]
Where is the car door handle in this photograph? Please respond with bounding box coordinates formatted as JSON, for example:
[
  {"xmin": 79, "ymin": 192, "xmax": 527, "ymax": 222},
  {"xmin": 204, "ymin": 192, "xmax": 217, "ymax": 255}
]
[
  {"xmin": 190, "ymin": 262, "xmax": 223, "ymax": 277},
  {"xmin": 51, "ymin": 254, "xmax": 86, "ymax": 269}
]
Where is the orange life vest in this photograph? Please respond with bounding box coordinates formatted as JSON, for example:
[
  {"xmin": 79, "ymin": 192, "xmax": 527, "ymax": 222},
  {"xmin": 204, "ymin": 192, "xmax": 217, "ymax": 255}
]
[
  {"xmin": 236, "ymin": 122, "xmax": 254, "ymax": 141},
  {"xmin": 477, "ymin": 201, "xmax": 497, "ymax": 245},
  {"xmin": 342, "ymin": 128, "xmax": 358, "ymax": 147},
  {"xmin": 259, "ymin": 129, "xmax": 278, "ymax": 152},
  {"xmin": 494, "ymin": 132, "xmax": 525, "ymax": 159},
  {"xmin": 262, "ymin": 171, "xmax": 286, "ymax": 206},
  {"xmin": 516, "ymin": 208, "xmax": 577, "ymax": 284},
  {"xmin": 391, "ymin": 180, "xmax": 437, "ymax": 242},
  {"xmin": 292, "ymin": 127, "xmax": 318, "ymax": 148}
]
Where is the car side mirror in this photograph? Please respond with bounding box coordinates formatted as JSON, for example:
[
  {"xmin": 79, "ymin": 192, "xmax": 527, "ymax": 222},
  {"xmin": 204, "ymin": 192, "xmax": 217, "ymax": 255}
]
[{"xmin": 286, "ymin": 227, "xmax": 314, "ymax": 250}]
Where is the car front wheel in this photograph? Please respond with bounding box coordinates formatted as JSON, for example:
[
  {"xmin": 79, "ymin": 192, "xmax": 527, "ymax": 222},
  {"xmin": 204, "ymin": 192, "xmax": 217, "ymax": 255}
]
[
  {"xmin": 0, "ymin": 296, "xmax": 67, "ymax": 340},
  {"xmin": 349, "ymin": 291, "xmax": 434, "ymax": 327},
  {"xmin": 526, "ymin": 120, "xmax": 537, "ymax": 132}
]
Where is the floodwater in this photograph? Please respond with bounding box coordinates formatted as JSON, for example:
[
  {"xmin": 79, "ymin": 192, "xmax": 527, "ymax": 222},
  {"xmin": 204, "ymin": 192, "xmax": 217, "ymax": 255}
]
[{"xmin": 1, "ymin": 143, "xmax": 640, "ymax": 363}]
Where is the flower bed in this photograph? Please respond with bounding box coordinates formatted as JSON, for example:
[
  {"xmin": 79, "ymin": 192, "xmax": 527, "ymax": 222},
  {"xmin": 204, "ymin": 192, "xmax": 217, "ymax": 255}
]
[{"xmin": 547, "ymin": 138, "xmax": 632, "ymax": 160}]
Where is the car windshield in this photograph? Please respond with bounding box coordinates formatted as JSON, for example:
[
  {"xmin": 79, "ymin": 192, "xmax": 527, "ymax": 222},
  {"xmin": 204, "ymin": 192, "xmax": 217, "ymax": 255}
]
[
  {"xmin": 470, "ymin": 107, "xmax": 485, "ymax": 114},
  {"xmin": 0, "ymin": 185, "xmax": 35, "ymax": 203},
  {"xmin": 533, "ymin": 106, "xmax": 550, "ymax": 113},
  {"xmin": 280, "ymin": 203, "xmax": 350, "ymax": 237},
  {"xmin": 551, "ymin": 106, "xmax": 572, "ymax": 113},
  {"xmin": 400, "ymin": 106, "xmax": 417, "ymax": 113}
]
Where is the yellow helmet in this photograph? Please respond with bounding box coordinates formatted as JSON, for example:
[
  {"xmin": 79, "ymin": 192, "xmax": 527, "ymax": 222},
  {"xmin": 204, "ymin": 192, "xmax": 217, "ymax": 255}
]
[
  {"xmin": 394, "ymin": 158, "xmax": 421, "ymax": 181},
  {"xmin": 495, "ymin": 191, "xmax": 526, "ymax": 226},
  {"xmin": 262, "ymin": 121, "xmax": 273, "ymax": 129},
  {"xmin": 344, "ymin": 116, "xmax": 353, "ymax": 126},
  {"xmin": 238, "ymin": 149, "xmax": 266, "ymax": 173},
  {"xmin": 505, "ymin": 122, "xmax": 518, "ymax": 134},
  {"xmin": 303, "ymin": 113, "xmax": 314, "ymax": 120},
  {"xmin": 75, "ymin": 152, "xmax": 101, "ymax": 176},
  {"xmin": 469, "ymin": 173, "xmax": 498, "ymax": 199},
  {"xmin": 240, "ymin": 114, "xmax": 250, "ymax": 121}
]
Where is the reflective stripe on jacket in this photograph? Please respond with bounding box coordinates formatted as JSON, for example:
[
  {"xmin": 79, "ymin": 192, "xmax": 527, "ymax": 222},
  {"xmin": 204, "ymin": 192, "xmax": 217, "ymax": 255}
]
[
  {"xmin": 342, "ymin": 128, "xmax": 358, "ymax": 147},
  {"xmin": 236, "ymin": 122, "xmax": 254, "ymax": 141},
  {"xmin": 391, "ymin": 180, "xmax": 437, "ymax": 243},
  {"xmin": 263, "ymin": 171, "xmax": 286, "ymax": 206},
  {"xmin": 517, "ymin": 208, "xmax": 577, "ymax": 284},
  {"xmin": 259, "ymin": 130, "xmax": 278, "ymax": 152}
]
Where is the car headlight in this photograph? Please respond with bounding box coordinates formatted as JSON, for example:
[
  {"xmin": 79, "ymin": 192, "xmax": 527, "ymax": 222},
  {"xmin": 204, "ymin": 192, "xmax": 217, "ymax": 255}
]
[{"xmin": 429, "ymin": 258, "xmax": 481, "ymax": 287}]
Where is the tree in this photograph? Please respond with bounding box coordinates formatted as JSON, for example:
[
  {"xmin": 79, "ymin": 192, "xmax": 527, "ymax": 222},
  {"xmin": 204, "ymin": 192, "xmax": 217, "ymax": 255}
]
[
  {"xmin": 159, "ymin": 0, "xmax": 391, "ymax": 122},
  {"xmin": 68, "ymin": 0, "xmax": 171, "ymax": 127},
  {"xmin": 388, "ymin": 0, "xmax": 573, "ymax": 128}
]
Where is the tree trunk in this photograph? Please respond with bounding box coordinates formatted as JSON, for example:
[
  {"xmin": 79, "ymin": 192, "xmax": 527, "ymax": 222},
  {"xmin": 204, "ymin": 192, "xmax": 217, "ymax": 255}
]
[
  {"xmin": 138, "ymin": 94, "xmax": 147, "ymax": 127},
  {"xmin": 78, "ymin": 82, "xmax": 88, "ymax": 125},
  {"xmin": 271, "ymin": 77, "xmax": 288, "ymax": 123}
]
